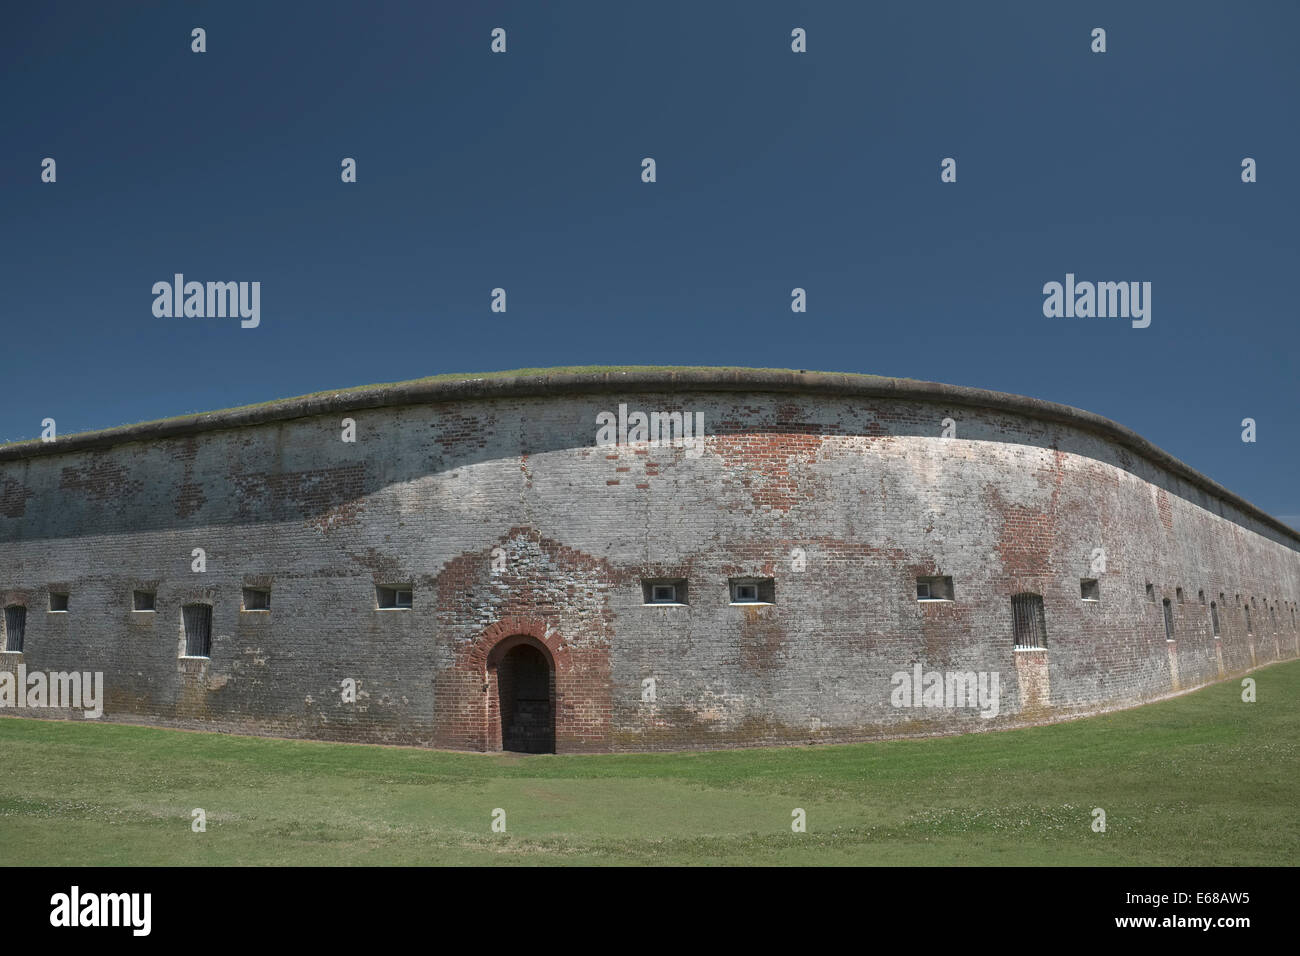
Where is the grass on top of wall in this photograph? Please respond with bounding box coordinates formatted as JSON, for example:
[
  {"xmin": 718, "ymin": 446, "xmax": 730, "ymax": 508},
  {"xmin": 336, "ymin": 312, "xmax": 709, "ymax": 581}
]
[{"xmin": 0, "ymin": 659, "xmax": 1296, "ymax": 866}]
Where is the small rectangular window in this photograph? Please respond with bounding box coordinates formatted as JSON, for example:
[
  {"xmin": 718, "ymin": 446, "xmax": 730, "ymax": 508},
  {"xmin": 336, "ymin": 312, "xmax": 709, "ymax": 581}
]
[
  {"xmin": 642, "ymin": 578, "xmax": 687, "ymax": 605},
  {"xmin": 133, "ymin": 590, "xmax": 156, "ymax": 612},
  {"xmin": 1211, "ymin": 602, "xmax": 1220, "ymax": 637},
  {"xmin": 1080, "ymin": 578, "xmax": 1100, "ymax": 602},
  {"xmin": 1163, "ymin": 599, "xmax": 1175, "ymax": 641},
  {"xmin": 242, "ymin": 587, "xmax": 271, "ymax": 611},
  {"xmin": 916, "ymin": 576, "xmax": 954, "ymax": 601},
  {"xmin": 1198, "ymin": 589, "xmax": 1206, "ymax": 605},
  {"xmin": 182, "ymin": 603, "xmax": 212, "ymax": 658},
  {"xmin": 1145, "ymin": 583, "xmax": 1155, "ymax": 602},
  {"xmin": 729, "ymin": 578, "xmax": 775, "ymax": 605},
  {"xmin": 3, "ymin": 605, "xmax": 26, "ymax": 652},
  {"xmin": 48, "ymin": 592, "xmax": 69, "ymax": 612},
  {"xmin": 1176, "ymin": 587, "xmax": 1184, "ymax": 605},
  {"xmin": 377, "ymin": 585, "xmax": 413, "ymax": 609},
  {"xmin": 1244, "ymin": 606, "xmax": 1252, "ymax": 634},
  {"xmin": 1012, "ymin": 593, "xmax": 1047, "ymax": 650}
]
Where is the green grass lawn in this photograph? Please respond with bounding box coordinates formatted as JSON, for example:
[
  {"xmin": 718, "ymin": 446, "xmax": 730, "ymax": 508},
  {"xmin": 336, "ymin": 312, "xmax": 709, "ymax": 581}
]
[{"xmin": 1, "ymin": 661, "xmax": 1296, "ymax": 866}]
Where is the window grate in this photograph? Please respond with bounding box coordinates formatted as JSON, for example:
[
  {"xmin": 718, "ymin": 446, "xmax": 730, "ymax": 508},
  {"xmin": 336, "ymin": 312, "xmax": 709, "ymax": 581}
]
[
  {"xmin": 1012, "ymin": 593, "xmax": 1047, "ymax": 650},
  {"xmin": 4, "ymin": 606, "xmax": 26, "ymax": 652},
  {"xmin": 183, "ymin": 604, "xmax": 212, "ymax": 657}
]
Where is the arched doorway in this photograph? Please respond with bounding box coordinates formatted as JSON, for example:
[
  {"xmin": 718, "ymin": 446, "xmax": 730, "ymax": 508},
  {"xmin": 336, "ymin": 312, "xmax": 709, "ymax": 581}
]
[{"xmin": 494, "ymin": 641, "xmax": 555, "ymax": 753}]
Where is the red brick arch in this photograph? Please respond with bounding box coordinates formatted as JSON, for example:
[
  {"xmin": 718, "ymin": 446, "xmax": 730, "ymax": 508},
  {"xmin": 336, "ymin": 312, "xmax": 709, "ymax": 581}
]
[{"xmin": 434, "ymin": 616, "xmax": 607, "ymax": 753}]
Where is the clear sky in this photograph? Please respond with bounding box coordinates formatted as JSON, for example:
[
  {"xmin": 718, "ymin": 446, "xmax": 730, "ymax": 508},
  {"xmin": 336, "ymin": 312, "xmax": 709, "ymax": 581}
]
[{"xmin": 2, "ymin": 1, "xmax": 1296, "ymax": 525}]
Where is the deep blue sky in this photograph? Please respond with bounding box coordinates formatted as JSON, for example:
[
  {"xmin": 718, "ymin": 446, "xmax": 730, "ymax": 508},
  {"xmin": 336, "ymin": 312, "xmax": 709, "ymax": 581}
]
[{"xmin": 2, "ymin": 1, "xmax": 1296, "ymax": 525}]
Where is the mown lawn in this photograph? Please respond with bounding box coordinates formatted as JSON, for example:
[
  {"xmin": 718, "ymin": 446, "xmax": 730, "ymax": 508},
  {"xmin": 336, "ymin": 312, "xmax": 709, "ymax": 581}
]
[{"xmin": 1, "ymin": 660, "xmax": 1296, "ymax": 865}]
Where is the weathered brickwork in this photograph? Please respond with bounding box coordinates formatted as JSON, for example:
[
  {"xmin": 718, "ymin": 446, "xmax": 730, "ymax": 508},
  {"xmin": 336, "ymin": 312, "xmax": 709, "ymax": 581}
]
[{"xmin": 0, "ymin": 369, "xmax": 1296, "ymax": 752}]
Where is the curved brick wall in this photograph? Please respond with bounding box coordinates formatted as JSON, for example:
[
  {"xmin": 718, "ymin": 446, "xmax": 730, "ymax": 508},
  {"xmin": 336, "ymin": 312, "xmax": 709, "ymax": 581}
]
[{"xmin": 1, "ymin": 368, "xmax": 1297, "ymax": 752}]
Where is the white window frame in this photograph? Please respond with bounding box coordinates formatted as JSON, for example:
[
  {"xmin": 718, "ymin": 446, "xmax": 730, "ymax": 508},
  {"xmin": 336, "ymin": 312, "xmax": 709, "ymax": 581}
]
[
  {"xmin": 651, "ymin": 584, "xmax": 677, "ymax": 604},
  {"xmin": 377, "ymin": 585, "xmax": 414, "ymax": 610},
  {"xmin": 916, "ymin": 576, "xmax": 953, "ymax": 602}
]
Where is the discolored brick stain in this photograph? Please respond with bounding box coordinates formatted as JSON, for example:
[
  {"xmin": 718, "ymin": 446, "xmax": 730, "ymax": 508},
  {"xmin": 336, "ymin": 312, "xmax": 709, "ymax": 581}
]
[
  {"xmin": 712, "ymin": 432, "xmax": 829, "ymax": 513},
  {"xmin": 229, "ymin": 463, "xmax": 368, "ymax": 523},
  {"xmin": 173, "ymin": 437, "xmax": 207, "ymax": 519},
  {"xmin": 59, "ymin": 457, "xmax": 143, "ymax": 503},
  {"xmin": 737, "ymin": 605, "xmax": 787, "ymax": 673},
  {"xmin": 432, "ymin": 409, "xmax": 496, "ymax": 455},
  {"xmin": 988, "ymin": 490, "xmax": 1058, "ymax": 579},
  {"xmin": 0, "ymin": 371, "xmax": 1296, "ymax": 752},
  {"xmin": 0, "ymin": 477, "xmax": 33, "ymax": 518},
  {"xmin": 1156, "ymin": 488, "xmax": 1174, "ymax": 533}
]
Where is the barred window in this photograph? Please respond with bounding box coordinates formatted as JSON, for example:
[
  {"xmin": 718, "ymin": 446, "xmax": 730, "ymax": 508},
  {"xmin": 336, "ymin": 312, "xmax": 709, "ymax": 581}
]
[
  {"xmin": 183, "ymin": 603, "xmax": 212, "ymax": 657},
  {"xmin": 3, "ymin": 605, "xmax": 26, "ymax": 653},
  {"xmin": 1011, "ymin": 593, "xmax": 1047, "ymax": 650}
]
